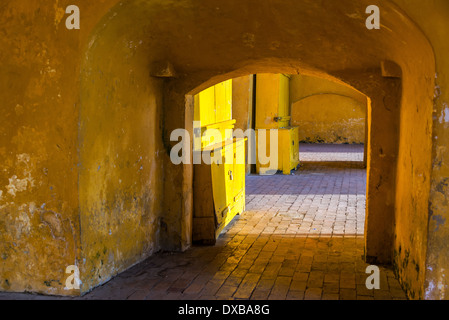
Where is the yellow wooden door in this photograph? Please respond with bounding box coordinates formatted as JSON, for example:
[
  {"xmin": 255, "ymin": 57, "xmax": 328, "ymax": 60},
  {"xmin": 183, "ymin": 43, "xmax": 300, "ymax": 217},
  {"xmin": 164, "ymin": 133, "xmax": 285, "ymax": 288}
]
[
  {"xmin": 197, "ymin": 86, "xmax": 215, "ymax": 126},
  {"xmin": 214, "ymin": 79, "xmax": 233, "ymax": 124},
  {"xmin": 231, "ymin": 138, "xmax": 246, "ymax": 215}
]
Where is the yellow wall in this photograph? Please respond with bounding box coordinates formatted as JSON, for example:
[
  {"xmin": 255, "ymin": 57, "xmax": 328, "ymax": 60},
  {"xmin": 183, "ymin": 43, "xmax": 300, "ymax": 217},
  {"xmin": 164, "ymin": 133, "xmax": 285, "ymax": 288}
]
[
  {"xmin": 290, "ymin": 74, "xmax": 367, "ymax": 144},
  {"xmin": 391, "ymin": 0, "xmax": 449, "ymax": 300},
  {"xmin": 0, "ymin": 0, "xmax": 446, "ymax": 300},
  {"xmin": 0, "ymin": 0, "xmax": 117, "ymax": 295},
  {"xmin": 78, "ymin": 7, "xmax": 166, "ymax": 292}
]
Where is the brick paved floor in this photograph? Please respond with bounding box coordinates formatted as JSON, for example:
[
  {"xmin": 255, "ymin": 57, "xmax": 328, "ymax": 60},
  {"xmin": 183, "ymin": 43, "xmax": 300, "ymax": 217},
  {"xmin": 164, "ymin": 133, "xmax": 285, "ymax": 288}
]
[
  {"xmin": 299, "ymin": 143, "xmax": 364, "ymax": 162},
  {"xmin": 0, "ymin": 145, "xmax": 406, "ymax": 300}
]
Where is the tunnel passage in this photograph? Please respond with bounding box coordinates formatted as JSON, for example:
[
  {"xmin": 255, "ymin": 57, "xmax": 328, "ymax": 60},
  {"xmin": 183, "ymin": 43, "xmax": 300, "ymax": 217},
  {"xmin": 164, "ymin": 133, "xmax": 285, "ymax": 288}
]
[
  {"xmin": 188, "ymin": 72, "xmax": 369, "ymax": 244},
  {"xmin": 0, "ymin": 0, "xmax": 435, "ymax": 299},
  {"xmin": 78, "ymin": 0, "xmax": 434, "ymax": 299}
]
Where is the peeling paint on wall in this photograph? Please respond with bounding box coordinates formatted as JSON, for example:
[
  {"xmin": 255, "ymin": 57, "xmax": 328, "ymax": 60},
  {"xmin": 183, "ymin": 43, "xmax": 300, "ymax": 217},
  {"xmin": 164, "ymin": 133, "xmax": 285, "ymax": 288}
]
[
  {"xmin": 53, "ymin": 0, "xmax": 66, "ymax": 28},
  {"xmin": 6, "ymin": 175, "xmax": 33, "ymax": 197},
  {"xmin": 0, "ymin": 0, "xmax": 444, "ymax": 299},
  {"xmin": 5, "ymin": 154, "xmax": 35, "ymax": 197},
  {"xmin": 439, "ymin": 103, "xmax": 449, "ymax": 124}
]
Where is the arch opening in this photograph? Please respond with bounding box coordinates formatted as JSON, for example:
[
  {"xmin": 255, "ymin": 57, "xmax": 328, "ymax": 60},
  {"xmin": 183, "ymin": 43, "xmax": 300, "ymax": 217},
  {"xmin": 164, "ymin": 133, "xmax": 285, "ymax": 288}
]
[
  {"xmin": 187, "ymin": 71, "xmax": 370, "ymax": 241},
  {"xmin": 78, "ymin": 0, "xmax": 435, "ymax": 300},
  {"xmin": 185, "ymin": 69, "xmax": 371, "ymax": 245}
]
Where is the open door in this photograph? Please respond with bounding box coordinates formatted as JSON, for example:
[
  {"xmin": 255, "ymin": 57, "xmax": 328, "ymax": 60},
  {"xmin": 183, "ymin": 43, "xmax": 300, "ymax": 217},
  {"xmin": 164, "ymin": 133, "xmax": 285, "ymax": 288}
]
[{"xmin": 192, "ymin": 79, "xmax": 246, "ymax": 244}]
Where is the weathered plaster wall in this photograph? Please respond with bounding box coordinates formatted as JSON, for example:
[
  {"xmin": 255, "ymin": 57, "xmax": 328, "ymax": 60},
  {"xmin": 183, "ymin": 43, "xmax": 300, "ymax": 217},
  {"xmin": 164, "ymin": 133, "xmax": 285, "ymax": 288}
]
[
  {"xmin": 338, "ymin": 58, "xmax": 435, "ymax": 301},
  {"xmin": 391, "ymin": 0, "xmax": 449, "ymax": 300},
  {"xmin": 390, "ymin": 62, "xmax": 434, "ymax": 300},
  {"xmin": 0, "ymin": 0, "xmax": 442, "ymax": 299},
  {"xmin": 0, "ymin": 0, "xmax": 117, "ymax": 295},
  {"xmin": 155, "ymin": 2, "xmax": 434, "ymax": 303},
  {"xmin": 290, "ymin": 74, "xmax": 367, "ymax": 144},
  {"xmin": 335, "ymin": 70, "xmax": 403, "ymax": 266},
  {"xmin": 78, "ymin": 3, "xmax": 166, "ymax": 292}
]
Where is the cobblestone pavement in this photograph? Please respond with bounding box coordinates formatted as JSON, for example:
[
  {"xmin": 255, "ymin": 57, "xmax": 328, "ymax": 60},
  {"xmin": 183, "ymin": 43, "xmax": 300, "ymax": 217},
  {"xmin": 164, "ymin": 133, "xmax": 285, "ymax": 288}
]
[
  {"xmin": 299, "ymin": 143, "xmax": 364, "ymax": 162},
  {"xmin": 0, "ymin": 145, "xmax": 407, "ymax": 300}
]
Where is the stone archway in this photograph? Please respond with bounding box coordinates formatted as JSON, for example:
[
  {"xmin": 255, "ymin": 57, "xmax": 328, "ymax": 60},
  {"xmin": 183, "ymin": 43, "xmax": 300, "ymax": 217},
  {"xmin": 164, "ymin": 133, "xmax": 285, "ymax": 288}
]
[{"xmin": 78, "ymin": 0, "xmax": 434, "ymax": 299}]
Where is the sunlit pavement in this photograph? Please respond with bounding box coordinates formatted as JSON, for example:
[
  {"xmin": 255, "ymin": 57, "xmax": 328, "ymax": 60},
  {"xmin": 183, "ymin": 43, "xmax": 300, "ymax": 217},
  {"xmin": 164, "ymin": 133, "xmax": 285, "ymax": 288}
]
[{"xmin": 0, "ymin": 144, "xmax": 406, "ymax": 300}]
